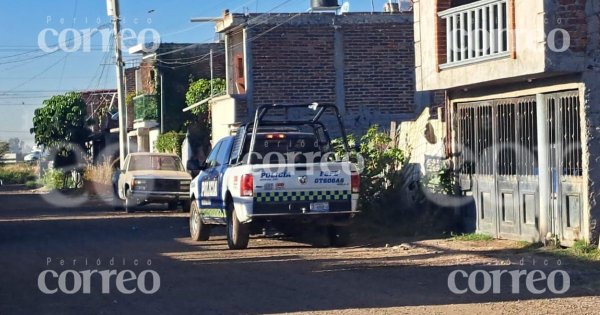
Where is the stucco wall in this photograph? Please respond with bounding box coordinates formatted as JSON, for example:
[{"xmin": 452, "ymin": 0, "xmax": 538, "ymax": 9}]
[{"xmin": 414, "ymin": 0, "xmax": 548, "ymax": 91}]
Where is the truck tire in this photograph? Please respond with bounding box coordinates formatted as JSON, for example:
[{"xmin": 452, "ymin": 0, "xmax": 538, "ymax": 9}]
[
  {"xmin": 190, "ymin": 200, "xmax": 210, "ymax": 241},
  {"xmin": 226, "ymin": 203, "xmax": 249, "ymax": 250},
  {"xmin": 328, "ymin": 225, "xmax": 350, "ymax": 247}
]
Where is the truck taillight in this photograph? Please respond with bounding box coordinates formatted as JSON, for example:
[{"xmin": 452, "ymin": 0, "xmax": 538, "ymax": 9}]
[
  {"xmin": 351, "ymin": 173, "xmax": 360, "ymax": 193},
  {"xmin": 241, "ymin": 174, "xmax": 254, "ymax": 197}
]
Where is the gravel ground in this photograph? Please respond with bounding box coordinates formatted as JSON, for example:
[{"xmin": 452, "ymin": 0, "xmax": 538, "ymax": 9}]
[{"xmin": 0, "ymin": 190, "xmax": 598, "ymax": 314}]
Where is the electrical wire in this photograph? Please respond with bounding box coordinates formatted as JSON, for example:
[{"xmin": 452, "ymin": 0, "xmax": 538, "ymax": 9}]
[{"xmin": 153, "ymin": 0, "xmax": 300, "ymax": 59}]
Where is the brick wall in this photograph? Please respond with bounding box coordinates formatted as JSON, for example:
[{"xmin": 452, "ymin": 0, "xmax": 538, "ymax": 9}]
[
  {"xmin": 343, "ymin": 23, "xmax": 415, "ymax": 114},
  {"xmin": 246, "ymin": 14, "xmax": 416, "ymax": 135},
  {"xmin": 436, "ymin": 0, "xmax": 452, "ymax": 66},
  {"xmin": 251, "ymin": 25, "xmax": 336, "ymax": 106},
  {"xmin": 554, "ymin": 0, "xmax": 588, "ymax": 53}
]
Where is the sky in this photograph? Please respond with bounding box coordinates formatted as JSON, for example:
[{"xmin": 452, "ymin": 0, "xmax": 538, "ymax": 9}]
[{"xmin": 0, "ymin": 0, "xmax": 383, "ymax": 148}]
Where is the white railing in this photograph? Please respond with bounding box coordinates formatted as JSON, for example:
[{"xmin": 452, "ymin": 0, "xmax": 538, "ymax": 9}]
[{"xmin": 439, "ymin": 0, "xmax": 509, "ymax": 69}]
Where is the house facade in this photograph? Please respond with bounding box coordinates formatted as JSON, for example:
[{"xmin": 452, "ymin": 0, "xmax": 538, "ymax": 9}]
[
  {"xmin": 414, "ymin": 0, "xmax": 599, "ymax": 245},
  {"xmin": 208, "ymin": 11, "xmax": 428, "ymax": 142},
  {"xmin": 125, "ymin": 42, "xmax": 225, "ymax": 152}
]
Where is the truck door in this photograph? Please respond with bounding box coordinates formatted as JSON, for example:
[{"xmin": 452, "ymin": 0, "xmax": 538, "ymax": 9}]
[
  {"xmin": 198, "ymin": 141, "xmax": 222, "ymax": 210},
  {"xmin": 213, "ymin": 137, "xmax": 233, "ymax": 210}
]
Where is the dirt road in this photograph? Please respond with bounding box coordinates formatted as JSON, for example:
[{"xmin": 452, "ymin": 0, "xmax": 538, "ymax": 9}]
[{"xmin": 0, "ymin": 189, "xmax": 598, "ymax": 314}]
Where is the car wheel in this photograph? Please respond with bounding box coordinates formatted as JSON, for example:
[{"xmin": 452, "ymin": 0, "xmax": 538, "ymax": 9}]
[
  {"xmin": 167, "ymin": 201, "xmax": 178, "ymax": 210},
  {"xmin": 226, "ymin": 202, "xmax": 249, "ymax": 250},
  {"xmin": 190, "ymin": 200, "xmax": 210, "ymax": 241},
  {"xmin": 125, "ymin": 190, "xmax": 136, "ymax": 213},
  {"xmin": 112, "ymin": 185, "xmax": 124, "ymax": 210},
  {"xmin": 181, "ymin": 200, "xmax": 191, "ymax": 213},
  {"xmin": 328, "ymin": 225, "xmax": 350, "ymax": 247}
]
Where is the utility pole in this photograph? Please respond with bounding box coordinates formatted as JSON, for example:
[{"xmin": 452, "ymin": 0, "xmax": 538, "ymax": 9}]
[{"xmin": 107, "ymin": 0, "xmax": 128, "ymax": 168}]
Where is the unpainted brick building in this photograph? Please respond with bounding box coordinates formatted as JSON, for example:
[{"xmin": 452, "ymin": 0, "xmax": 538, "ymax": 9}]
[{"xmin": 209, "ymin": 12, "xmax": 429, "ymax": 141}]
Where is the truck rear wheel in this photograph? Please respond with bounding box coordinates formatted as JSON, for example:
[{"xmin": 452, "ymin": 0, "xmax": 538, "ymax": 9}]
[
  {"xmin": 190, "ymin": 200, "xmax": 210, "ymax": 241},
  {"xmin": 226, "ymin": 203, "xmax": 249, "ymax": 250},
  {"xmin": 328, "ymin": 225, "xmax": 350, "ymax": 247}
]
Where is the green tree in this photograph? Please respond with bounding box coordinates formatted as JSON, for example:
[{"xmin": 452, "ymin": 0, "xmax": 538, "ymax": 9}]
[
  {"xmin": 185, "ymin": 78, "xmax": 225, "ymax": 117},
  {"xmin": 0, "ymin": 141, "xmax": 8, "ymax": 158},
  {"xmin": 184, "ymin": 78, "xmax": 225, "ymax": 152},
  {"xmin": 30, "ymin": 92, "xmax": 90, "ymax": 168}
]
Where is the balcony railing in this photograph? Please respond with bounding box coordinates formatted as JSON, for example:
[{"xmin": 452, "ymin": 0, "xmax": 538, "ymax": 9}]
[
  {"xmin": 439, "ymin": 0, "xmax": 509, "ymax": 69},
  {"xmin": 133, "ymin": 94, "xmax": 158, "ymax": 121}
]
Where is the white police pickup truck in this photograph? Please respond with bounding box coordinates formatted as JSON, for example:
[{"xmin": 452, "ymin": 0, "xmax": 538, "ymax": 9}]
[{"xmin": 189, "ymin": 104, "xmax": 360, "ymax": 249}]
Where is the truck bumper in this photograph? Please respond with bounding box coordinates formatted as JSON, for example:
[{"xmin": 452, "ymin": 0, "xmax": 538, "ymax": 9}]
[
  {"xmin": 243, "ymin": 200, "xmax": 358, "ymax": 224},
  {"xmin": 130, "ymin": 191, "xmax": 190, "ymax": 203}
]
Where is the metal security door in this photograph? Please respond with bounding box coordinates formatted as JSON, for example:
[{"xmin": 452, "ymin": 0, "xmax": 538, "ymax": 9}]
[
  {"xmin": 515, "ymin": 97, "xmax": 540, "ymax": 241},
  {"xmin": 456, "ymin": 96, "xmax": 540, "ymax": 240},
  {"xmin": 545, "ymin": 91, "xmax": 583, "ymax": 243},
  {"xmin": 495, "ymin": 100, "xmax": 519, "ymax": 238}
]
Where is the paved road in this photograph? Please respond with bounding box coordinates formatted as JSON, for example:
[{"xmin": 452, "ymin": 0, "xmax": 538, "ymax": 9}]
[{"xmin": 0, "ymin": 190, "xmax": 599, "ymax": 314}]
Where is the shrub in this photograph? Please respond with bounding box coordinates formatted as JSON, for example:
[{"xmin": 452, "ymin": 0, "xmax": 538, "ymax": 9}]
[
  {"xmin": 334, "ymin": 126, "xmax": 459, "ymax": 235},
  {"xmin": 334, "ymin": 125, "xmax": 408, "ymax": 214},
  {"xmin": 155, "ymin": 131, "xmax": 186, "ymax": 157},
  {"xmin": 25, "ymin": 180, "xmax": 41, "ymax": 189},
  {"xmin": 0, "ymin": 163, "xmax": 37, "ymax": 184},
  {"xmin": 42, "ymin": 168, "xmax": 65, "ymax": 189},
  {"xmin": 42, "ymin": 168, "xmax": 78, "ymax": 190}
]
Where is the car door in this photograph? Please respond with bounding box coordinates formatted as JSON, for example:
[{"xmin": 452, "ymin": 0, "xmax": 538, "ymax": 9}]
[{"xmin": 197, "ymin": 141, "xmax": 222, "ymax": 210}]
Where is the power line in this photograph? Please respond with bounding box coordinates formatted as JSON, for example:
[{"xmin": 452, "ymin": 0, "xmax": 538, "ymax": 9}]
[
  {"xmin": 58, "ymin": 0, "xmax": 80, "ymax": 88},
  {"xmin": 162, "ymin": 11, "xmax": 305, "ymax": 70},
  {"xmin": 154, "ymin": 0, "xmax": 300, "ymax": 59},
  {"xmin": 0, "ymin": 23, "xmax": 110, "ymax": 66}
]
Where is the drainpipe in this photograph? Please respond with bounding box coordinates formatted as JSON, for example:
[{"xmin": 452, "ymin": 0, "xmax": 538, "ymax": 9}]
[
  {"xmin": 160, "ymin": 73, "xmax": 164, "ymax": 134},
  {"xmin": 536, "ymin": 93, "xmax": 550, "ymax": 243},
  {"xmin": 243, "ymin": 27, "xmax": 254, "ymax": 115},
  {"xmin": 334, "ymin": 19, "xmax": 346, "ymax": 114}
]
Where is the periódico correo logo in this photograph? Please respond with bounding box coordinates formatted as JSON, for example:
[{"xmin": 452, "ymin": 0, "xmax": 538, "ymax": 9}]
[
  {"xmin": 38, "ymin": 269, "xmax": 160, "ymax": 294},
  {"xmin": 448, "ymin": 269, "xmax": 570, "ymax": 295}
]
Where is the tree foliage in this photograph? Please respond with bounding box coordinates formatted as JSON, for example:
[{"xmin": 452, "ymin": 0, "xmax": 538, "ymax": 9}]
[
  {"xmin": 155, "ymin": 131, "xmax": 186, "ymax": 157},
  {"xmin": 185, "ymin": 78, "xmax": 225, "ymax": 119},
  {"xmin": 30, "ymin": 92, "xmax": 90, "ymax": 167},
  {"xmin": 183, "ymin": 78, "xmax": 225, "ymax": 154},
  {"xmin": 0, "ymin": 141, "xmax": 8, "ymax": 157}
]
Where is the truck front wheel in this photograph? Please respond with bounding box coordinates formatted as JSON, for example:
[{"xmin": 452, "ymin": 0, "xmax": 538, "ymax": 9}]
[
  {"xmin": 226, "ymin": 203, "xmax": 249, "ymax": 250},
  {"xmin": 190, "ymin": 200, "xmax": 211, "ymax": 241}
]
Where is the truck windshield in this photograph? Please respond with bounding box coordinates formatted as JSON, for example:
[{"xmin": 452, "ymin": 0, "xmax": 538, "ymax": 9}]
[{"xmin": 128, "ymin": 155, "xmax": 184, "ymax": 171}]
